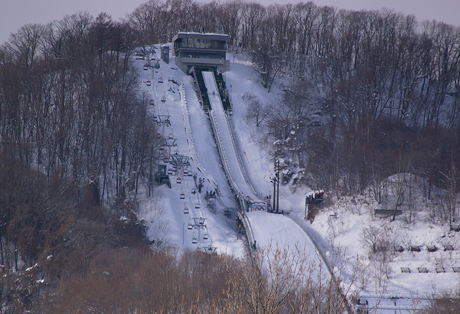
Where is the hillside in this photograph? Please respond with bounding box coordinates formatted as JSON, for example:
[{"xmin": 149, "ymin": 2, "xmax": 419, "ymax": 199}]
[
  {"xmin": 1, "ymin": 1, "xmax": 460, "ymax": 311},
  {"xmin": 137, "ymin": 46, "xmax": 460, "ymax": 312},
  {"xmin": 227, "ymin": 52, "xmax": 460, "ymax": 309}
]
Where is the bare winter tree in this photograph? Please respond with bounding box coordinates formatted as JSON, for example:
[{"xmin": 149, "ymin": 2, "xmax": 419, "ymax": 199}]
[{"xmin": 243, "ymin": 92, "xmax": 269, "ymax": 127}]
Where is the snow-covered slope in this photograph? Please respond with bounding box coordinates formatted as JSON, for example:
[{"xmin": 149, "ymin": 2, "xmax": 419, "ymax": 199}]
[
  {"xmin": 134, "ymin": 47, "xmax": 460, "ymax": 312},
  {"xmin": 136, "ymin": 51, "xmax": 245, "ymax": 257},
  {"xmin": 223, "ymin": 53, "xmax": 460, "ymax": 304}
]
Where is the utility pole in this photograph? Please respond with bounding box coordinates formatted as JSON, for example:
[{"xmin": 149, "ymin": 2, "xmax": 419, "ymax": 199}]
[
  {"xmin": 276, "ymin": 160, "xmax": 280, "ymax": 213},
  {"xmin": 274, "ymin": 140, "xmax": 282, "ymax": 213},
  {"xmin": 202, "ymin": 244, "xmax": 217, "ymax": 253},
  {"xmin": 270, "ymin": 139, "xmax": 282, "ymax": 213},
  {"xmin": 272, "ymin": 174, "xmax": 276, "ymax": 212},
  {"xmin": 170, "ymin": 153, "xmax": 190, "ymax": 178},
  {"xmin": 271, "ymin": 158, "xmax": 280, "ymax": 213},
  {"xmin": 164, "ymin": 136, "xmax": 177, "ymax": 163},
  {"xmin": 155, "ymin": 115, "xmax": 171, "ymax": 137},
  {"xmin": 192, "ymin": 217, "xmax": 207, "ymax": 242}
]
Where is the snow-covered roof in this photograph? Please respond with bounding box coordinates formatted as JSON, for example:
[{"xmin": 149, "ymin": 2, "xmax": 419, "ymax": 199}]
[{"xmin": 174, "ymin": 32, "xmax": 229, "ymax": 41}]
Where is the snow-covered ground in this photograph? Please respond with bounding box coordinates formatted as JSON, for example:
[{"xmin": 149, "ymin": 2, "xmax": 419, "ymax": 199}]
[
  {"xmin": 136, "ymin": 50, "xmax": 246, "ymax": 257},
  {"xmin": 133, "ymin": 47, "xmax": 460, "ymax": 312}
]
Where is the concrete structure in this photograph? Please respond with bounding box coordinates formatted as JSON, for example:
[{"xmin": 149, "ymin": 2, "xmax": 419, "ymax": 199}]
[{"xmin": 172, "ymin": 32, "xmax": 230, "ymax": 74}]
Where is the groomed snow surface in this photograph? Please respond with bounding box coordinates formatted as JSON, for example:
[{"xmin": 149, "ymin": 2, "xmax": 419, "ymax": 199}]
[
  {"xmin": 134, "ymin": 47, "xmax": 459, "ymax": 313},
  {"xmin": 202, "ymin": 71, "xmax": 261, "ymax": 203}
]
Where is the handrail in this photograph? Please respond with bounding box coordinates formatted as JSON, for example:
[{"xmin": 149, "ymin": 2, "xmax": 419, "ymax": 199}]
[
  {"xmin": 287, "ymin": 215, "xmax": 333, "ymax": 276},
  {"xmin": 237, "ymin": 211, "xmax": 256, "ymax": 255},
  {"xmin": 226, "ymin": 85, "xmax": 234, "ymax": 112},
  {"xmin": 190, "ymin": 67, "xmax": 205, "ymax": 110},
  {"xmin": 287, "ymin": 214, "xmax": 353, "ymax": 314}
]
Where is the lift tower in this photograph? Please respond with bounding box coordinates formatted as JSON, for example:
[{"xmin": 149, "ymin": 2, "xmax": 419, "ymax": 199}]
[{"xmin": 170, "ymin": 153, "xmax": 191, "ymax": 178}]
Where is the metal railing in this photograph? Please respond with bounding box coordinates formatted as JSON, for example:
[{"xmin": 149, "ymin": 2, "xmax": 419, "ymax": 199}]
[
  {"xmin": 237, "ymin": 211, "xmax": 256, "ymax": 256},
  {"xmin": 287, "ymin": 214, "xmax": 353, "ymax": 314}
]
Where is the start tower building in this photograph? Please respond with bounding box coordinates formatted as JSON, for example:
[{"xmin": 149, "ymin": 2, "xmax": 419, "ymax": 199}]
[{"xmin": 172, "ymin": 32, "xmax": 230, "ymax": 73}]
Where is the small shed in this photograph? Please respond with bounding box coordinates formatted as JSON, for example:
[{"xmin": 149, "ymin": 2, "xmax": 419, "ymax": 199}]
[
  {"xmin": 394, "ymin": 245, "xmax": 404, "ymax": 252},
  {"xmin": 427, "ymin": 245, "xmax": 437, "ymax": 252},
  {"xmin": 410, "ymin": 245, "xmax": 421, "ymax": 252},
  {"xmin": 374, "ymin": 208, "xmax": 402, "ymax": 218},
  {"xmin": 161, "ymin": 45, "xmax": 169, "ymax": 64},
  {"xmin": 451, "ymin": 225, "xmax": 460, "ymax": 232}
]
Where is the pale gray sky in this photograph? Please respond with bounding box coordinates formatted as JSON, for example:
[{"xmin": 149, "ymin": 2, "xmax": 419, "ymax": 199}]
[{"xmin": 1, "ymin": 0, "xmax": 459, "ymax": 45}]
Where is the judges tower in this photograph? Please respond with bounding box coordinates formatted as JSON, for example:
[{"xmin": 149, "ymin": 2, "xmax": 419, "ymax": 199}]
[{"xmin": 172, "ymin": 32, "xmax": 230, "ymax": 73}]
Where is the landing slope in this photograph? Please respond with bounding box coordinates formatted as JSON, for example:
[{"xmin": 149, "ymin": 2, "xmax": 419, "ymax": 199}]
[{"xmin": 247, "ymin": 211, "xmax": 329, "ymax": 275}]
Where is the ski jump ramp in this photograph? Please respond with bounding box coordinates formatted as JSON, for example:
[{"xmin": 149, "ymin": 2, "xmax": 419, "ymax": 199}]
[
  {"xmin": 202, "ymin": 71, "xmax": 265, "ymax": 211},
  {"xmin": 202, "ymin": 71, "xmax": 323, "ymax": 256},
  {"xmin": 202, "ymin": 71, "xmax": 330, "ymax": 266},
  {"xmin": 201, "ymin": 71, "xmax": 339, "ymax": 309}
]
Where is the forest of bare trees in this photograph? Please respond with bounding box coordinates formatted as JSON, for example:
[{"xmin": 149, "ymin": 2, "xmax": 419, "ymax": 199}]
[
  {"xmin": 1, "ymin": 0, "xmax": 460, "ymax": 312},
  {"xmin": 0, "ymin": 11, "xmax": 160, "ymax": 311},
  {"xmin": 38, "ymin": 245, "xmax": 354, "ymax": 314},
  {"xmin": 129, "ymin": 0, "xmax": 460, "ymax": 202}
]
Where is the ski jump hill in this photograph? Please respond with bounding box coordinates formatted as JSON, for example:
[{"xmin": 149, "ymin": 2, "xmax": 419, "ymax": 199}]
[{"xmin": 200, "ymin": 70, "xmax": 325, "ymax": 266}]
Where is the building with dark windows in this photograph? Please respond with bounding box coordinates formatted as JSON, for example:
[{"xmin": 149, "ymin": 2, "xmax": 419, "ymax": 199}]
[{"xmin": 172, "ymin": 32, "xmax": 230, "ymax": 73}]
